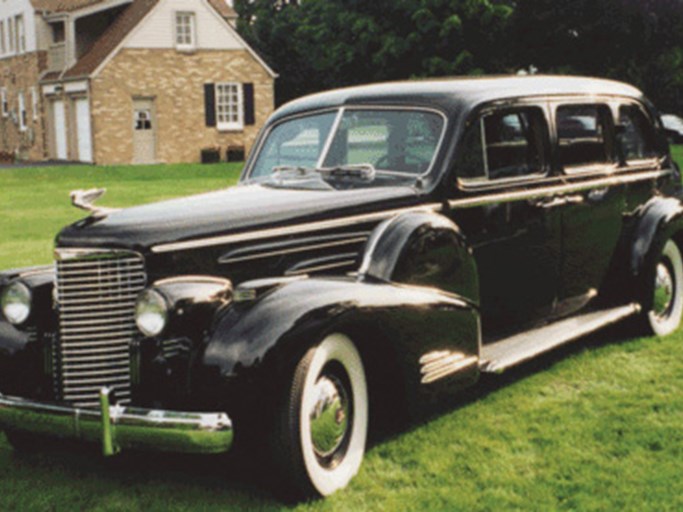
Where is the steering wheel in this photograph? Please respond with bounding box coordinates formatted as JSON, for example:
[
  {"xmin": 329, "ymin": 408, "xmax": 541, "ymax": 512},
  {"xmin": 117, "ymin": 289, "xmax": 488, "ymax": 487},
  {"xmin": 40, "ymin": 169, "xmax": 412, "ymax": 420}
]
[{"xmin": 374, "ymin": 152, "xmax": 428, "ymax": 173}]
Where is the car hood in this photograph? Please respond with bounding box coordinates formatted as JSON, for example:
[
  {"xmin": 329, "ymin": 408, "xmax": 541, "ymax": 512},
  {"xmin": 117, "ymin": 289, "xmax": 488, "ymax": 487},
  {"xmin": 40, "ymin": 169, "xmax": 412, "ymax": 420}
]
[{"xmin": 56, "ymin": 183, "xmax": 421, "ymax": 252}]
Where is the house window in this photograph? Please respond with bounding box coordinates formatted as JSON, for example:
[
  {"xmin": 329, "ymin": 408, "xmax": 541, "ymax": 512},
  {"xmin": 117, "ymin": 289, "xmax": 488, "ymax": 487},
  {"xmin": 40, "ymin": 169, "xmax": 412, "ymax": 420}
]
[
  {"xmin": 18, "ymin": 91, "xmax": 26, "ymax": 131},
  {"xmin": 1, "ymin": 88, "xmax": 8, "ymax": 117},
  {"xmin": 0, "ymin": 21, "xmax": 5, "ymax": 55},
  {"xmin": 31, "ymin": 87, "xmax": 38, "ymax": 121},
  {"xmin": 7, "ymin": 18, "xmax": 14, "ymax": 53},
  {"xmin": 15, "ymin": 15, "xmax": 25, "ymax": 53},
  {"xmin": 175, "ymin": 12, "xmax": 195, "ymax": 50},
  {"xmin": 215, "ymin": 82, "xmax": 243, "ymax": 130}
]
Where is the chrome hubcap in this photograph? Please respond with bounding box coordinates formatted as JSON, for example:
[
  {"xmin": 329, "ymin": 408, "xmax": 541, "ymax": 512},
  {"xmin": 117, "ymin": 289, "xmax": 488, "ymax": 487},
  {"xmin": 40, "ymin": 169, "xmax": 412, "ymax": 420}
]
[
  {"xmin": 309, "ymin": 373, "xmax": 350, "ymax": 459},
  {"xmin": 653, "ymin": 262, "xmax": 674, "ymax": 319}
]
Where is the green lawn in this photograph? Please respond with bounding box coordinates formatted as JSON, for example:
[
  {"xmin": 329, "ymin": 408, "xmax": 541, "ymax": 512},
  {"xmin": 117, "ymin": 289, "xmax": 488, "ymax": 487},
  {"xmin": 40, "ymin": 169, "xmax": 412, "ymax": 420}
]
[{"xmin": 1, "ymin": 159, "xmax": 683, "ymax": 511}]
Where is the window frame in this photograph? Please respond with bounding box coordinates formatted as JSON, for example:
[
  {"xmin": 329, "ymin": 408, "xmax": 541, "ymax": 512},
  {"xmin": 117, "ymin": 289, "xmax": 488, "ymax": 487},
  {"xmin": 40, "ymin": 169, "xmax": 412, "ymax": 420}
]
[
  {"xmin": 31, "ymin": 87, "xmax": 38, "ymax": 121},
  {"xmin": 554, "ymin": 101, "xmax": 616, "ymax": 175},
  {"xmin": 0, "ymin": 21, "xmax": 5, "ymax": 55},
  {"xmin": 215, "ymin": 82, "xmax": 244, "ymax": 131},
  {"xmin": 18, "ymin": 91, "xmax": 26, "ymax": 131},
  {"xmin": 456, "ymin": 104, "xmax": 551, "ymax": 189},
  {"xmin": 1, "ymin": 88, "xmax": 8, "ymax": 118},
  {"xmin": 7, "ymin": 18, "xmax": 14, "ymax": 54},
  {"xmin": 616, "ymin": 101, "xmax": 661, "ymax": 168},
  {"xmin": 174, "ymin": 11, "xmax": 196, "ymax": 51},
  {"xmin": 15, "ymin": 15, "xmax": 25, "ymax": 54}
]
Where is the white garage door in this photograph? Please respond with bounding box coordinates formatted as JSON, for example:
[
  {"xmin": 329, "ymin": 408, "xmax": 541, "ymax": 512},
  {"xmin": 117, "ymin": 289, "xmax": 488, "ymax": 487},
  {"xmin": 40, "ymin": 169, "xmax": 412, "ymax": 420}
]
[
  {"xmin": 53, "ymin": 100, "xmax": 67, "ymax": 160},
  {"xmin": 75, "ymin": 98, "xmax": 92, "ymax": 162}
]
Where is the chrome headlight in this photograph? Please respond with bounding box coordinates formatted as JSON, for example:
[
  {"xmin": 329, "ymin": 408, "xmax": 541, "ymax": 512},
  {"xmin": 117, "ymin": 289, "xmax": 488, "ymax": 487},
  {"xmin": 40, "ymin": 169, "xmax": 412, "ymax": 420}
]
[
  {"xmin": 135, "ymin": 288, "xmax": 168, "ymax": 337},
  {"xmin": 1, "ymin": 281, "xmax": 32, "ymax": 325}
]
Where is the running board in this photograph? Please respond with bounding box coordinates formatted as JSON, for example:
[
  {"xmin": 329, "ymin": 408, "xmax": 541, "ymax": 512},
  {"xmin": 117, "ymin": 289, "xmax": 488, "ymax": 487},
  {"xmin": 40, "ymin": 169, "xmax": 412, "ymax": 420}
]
[{"xmin": 479, "ymin": 303, "xmax": 641, "ymax": 373}]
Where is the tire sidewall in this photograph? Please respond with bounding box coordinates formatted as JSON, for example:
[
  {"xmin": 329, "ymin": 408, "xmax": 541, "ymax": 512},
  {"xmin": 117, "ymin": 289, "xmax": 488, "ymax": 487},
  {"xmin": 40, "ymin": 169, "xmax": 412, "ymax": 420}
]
[
  {"xmin": 298, "ymin": 333, "xmax": 368, "ymax": 497},
  {"xmin": 646, "ymin": 239, "xmax": 683, "ymax": 336}
]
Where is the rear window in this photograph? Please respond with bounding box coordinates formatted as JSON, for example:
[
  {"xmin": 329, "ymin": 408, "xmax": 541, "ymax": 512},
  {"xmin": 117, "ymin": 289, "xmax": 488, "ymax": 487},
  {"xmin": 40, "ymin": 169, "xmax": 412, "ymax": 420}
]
[
  {"xmin": 455, "ymin": 107, "xmax": 548, "ymax": 183},
  {"xmin": 556, "ymin": 105, "xmax": 613, "ymax": 169},
  {"xmin": 618, "ymin": 104, "xmax": 658, "ymax": 162}
]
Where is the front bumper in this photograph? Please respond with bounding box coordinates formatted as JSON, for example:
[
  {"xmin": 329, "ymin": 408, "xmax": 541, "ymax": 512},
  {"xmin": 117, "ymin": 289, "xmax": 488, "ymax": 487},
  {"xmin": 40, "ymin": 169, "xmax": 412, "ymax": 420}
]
[{"xmin": 0, "ymin": 387, "xmax": 233, "ymax": 455}]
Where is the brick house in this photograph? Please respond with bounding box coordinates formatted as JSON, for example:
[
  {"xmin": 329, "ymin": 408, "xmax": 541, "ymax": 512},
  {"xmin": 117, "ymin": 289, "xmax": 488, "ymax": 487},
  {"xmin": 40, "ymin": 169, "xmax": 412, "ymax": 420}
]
[{"xmin": 0, "ymin": 0, "xmax": 276, "ymax": 164}]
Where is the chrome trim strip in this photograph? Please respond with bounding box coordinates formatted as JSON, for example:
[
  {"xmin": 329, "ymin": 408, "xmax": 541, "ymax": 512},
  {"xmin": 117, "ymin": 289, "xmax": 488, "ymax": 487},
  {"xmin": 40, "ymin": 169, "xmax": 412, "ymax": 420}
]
[
  {"xmin": 285, "ymin": 259, "xmax": 358, "ymax": 276},
  {"xmin": 220, "ymin": 236, "xmax": 369, "ymax": 264},
  {"xmin": 152, "ymin": 168, "xmax": 670, "ymax": 254},
  {"xmin": 419, "ymin": 350, "xmax": 478, "ymax": 384},
  {"xmin": 449, "ymin": 169, "xmax": 671, "ymax": 210},
  {"xmin": 151, "ymin": 204, "xmax": 441, "ymax": 253}
]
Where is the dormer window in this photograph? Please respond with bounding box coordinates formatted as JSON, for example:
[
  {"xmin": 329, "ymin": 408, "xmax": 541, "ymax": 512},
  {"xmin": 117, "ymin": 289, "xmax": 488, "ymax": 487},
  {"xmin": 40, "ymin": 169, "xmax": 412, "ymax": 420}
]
[
  {"xmin": 175, "ymin": 12, "xmax": 195, "ymax": 51},
  {"xmin": 51, "ymin": 22, "xmax": 65, "ymax": 44}
]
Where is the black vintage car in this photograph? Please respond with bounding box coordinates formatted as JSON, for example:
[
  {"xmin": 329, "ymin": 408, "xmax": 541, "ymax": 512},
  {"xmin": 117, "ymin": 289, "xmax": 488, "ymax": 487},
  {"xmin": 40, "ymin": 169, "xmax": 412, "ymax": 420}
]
[{"xmin": 1, "ymin": 76, "xmax": 682, "ymax": 498}]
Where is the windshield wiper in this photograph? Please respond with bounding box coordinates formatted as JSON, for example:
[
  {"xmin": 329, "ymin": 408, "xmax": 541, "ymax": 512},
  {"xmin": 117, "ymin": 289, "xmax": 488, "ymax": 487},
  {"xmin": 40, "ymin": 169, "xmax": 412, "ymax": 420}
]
[
  {"xmin": 271, "ymin": 165, "xmax": 315, "ymax": 176},
  {"xmin": 316, "ymin": 163, "xmax": 377, "ymax": 182}
]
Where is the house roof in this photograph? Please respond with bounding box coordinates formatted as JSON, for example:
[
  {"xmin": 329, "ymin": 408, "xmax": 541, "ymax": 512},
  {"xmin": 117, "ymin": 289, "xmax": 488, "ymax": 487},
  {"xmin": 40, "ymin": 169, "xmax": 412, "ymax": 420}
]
[
  {"xmin": 40, "ymin": 0, "xmax": 241, "ymax": 80},
  {"xmin": 30, "ymin": 0, "xmax": 112, "ymax": 13},
  {"xmin": 62, "ymin": 0, "xmax": 159, "ymax": 78}
]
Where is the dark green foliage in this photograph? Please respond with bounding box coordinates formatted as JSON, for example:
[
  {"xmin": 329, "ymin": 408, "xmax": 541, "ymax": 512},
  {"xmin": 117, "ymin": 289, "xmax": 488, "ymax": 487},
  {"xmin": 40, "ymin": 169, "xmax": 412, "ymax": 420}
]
[
  {"xmin": 235, "ymin": 0, "xmax": 683, "ymax": 115},
  {"xmin": 234, "ymin": 0, "xmax": 513, "ymax": 104}
]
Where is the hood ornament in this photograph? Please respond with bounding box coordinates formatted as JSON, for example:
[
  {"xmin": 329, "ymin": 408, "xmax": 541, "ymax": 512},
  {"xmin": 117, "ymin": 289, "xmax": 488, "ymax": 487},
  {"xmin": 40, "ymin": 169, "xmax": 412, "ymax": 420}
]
[{"xmin": 70, "ymin": 188, "xmax": 119, "ymax": 219}]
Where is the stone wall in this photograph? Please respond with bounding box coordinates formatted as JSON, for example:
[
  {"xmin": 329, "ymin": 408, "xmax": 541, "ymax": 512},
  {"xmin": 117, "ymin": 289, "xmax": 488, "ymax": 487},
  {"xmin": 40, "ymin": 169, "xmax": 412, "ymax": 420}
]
[
  {"xmin": 0, "ymin": 52, "xmax": 47, "ymax": 161},
  {"xmin": 90, "ymin": 48, "xmax": 274, "ymax": 165}
]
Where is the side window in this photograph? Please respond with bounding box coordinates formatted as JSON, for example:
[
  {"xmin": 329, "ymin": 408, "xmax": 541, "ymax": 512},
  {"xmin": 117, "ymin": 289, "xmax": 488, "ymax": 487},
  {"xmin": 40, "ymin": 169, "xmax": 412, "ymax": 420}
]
[
  {"xmin": 556, "ymin": 104, "xmax": 612, "ymax": 169},
  {"xmin": 455, "ymin": 107, "xmax": 547, "ymax": 183},
  {"xmin": 618, "ymin": 104, "xmax": 658, "ymax": 162}
]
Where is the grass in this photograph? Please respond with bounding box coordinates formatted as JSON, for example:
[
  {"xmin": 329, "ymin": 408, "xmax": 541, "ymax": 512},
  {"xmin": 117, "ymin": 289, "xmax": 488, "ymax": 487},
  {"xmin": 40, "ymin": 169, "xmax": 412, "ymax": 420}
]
[{"xmin": 1, "ymin": 158, "xmax": 683, "ymax": 511}]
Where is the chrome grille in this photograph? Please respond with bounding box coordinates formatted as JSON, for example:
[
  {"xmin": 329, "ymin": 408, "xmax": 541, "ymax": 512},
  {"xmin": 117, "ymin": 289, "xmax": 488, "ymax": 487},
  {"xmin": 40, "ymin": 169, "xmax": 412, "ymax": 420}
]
[{"xmin": 55, "ymin": 249, "xmax": 146, "ymax": 408}]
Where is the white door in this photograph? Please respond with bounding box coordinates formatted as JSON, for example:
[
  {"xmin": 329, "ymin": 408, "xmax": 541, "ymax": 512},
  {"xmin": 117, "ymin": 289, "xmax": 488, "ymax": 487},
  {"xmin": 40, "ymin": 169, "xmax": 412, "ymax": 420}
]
[
  {"xmin": 132, "ymin": 98, "xmax": 156, "ymax": 164},
  {"xmin": 53, "ymin": 100, "xmax": 67, "ymax": 160},
  {"xmin": 75, "ymin": 98, "xmax": 92, "ymax": 162}
]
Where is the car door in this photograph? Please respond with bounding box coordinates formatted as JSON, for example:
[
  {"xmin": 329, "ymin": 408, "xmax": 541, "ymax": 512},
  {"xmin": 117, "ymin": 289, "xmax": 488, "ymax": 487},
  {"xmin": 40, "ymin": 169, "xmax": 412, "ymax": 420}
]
[
  {"xmin": 551, "ymin": 102, "xmax": 626, "ymax": 315},
  {"xmin": 449, "ymin": 104, "xmax": 562, "ymax": 337}
]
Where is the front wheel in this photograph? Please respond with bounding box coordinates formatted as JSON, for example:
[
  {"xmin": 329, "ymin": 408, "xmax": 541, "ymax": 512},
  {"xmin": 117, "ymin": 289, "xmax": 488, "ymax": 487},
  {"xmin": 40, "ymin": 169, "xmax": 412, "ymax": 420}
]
[
  {"xmin": 644, "ymin": 240, "xmax": 683, "ymax": 336},
  {"xmin": 271, "ymin": 333, "xmax": 368, "ymax": 499}
]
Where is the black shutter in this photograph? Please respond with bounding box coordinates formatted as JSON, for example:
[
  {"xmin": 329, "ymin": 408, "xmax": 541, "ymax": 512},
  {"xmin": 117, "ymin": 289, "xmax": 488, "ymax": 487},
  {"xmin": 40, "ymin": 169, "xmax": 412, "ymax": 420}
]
[
  {"xmin": 243, "ymin": 83, "xmax": 255, "ymax": 126},
  {"xmin": 204, "ymin": 83, "xmax": 216, "ymax": 127}
]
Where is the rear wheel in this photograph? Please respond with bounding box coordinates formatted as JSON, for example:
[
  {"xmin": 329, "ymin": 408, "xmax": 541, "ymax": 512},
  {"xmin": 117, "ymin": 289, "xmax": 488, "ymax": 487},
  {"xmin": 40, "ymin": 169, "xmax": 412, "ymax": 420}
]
[
  {"xmin": 644, "ymin": 240, "xmax": 683, "ymax": 336},
  {"xmin": 271, "ymin": 333, "xmax": 368, "ymax": 499}
]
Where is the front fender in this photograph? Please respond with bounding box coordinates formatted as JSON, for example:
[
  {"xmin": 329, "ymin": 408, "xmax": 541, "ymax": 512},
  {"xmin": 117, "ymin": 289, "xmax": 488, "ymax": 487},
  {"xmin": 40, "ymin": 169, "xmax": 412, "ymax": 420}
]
[{"xmin": 202, "ymin": 277, "xmax": 480, "ymax": 396}]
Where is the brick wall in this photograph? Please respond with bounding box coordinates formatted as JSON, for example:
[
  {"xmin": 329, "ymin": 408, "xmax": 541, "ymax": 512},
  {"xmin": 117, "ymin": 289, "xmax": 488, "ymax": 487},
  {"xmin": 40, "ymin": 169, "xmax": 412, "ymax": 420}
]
[
  {"xmin": 0, "ymin": 52, "xmax": 46, "ymax": 161},
  {"xmin": 90, "ymin": 49, "xmax": 274, "ymax": 165}
]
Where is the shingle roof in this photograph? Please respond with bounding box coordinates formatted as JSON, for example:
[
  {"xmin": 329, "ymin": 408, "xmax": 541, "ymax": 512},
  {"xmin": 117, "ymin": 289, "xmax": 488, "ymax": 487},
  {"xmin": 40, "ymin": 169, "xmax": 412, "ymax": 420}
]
[
  {"xmin": 30, "ymin": 0, "xmax": 109, "ymax": 13},
  {"xmin": 61, "ymin": 0, "xmax": 159, "ymax": 78},
  {"xmin": 40, "ymin": 0, "xmax": 239, "ymax": 80}
]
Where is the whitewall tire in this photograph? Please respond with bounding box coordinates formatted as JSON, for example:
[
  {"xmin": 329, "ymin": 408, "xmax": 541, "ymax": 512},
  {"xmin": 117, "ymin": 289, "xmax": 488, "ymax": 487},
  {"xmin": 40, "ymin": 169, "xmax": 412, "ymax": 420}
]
[
  {"xmin": 646, "ymin": 240, "xmax": 683, "ymax": 336},
  {"xmin": 272, "ymin": 333, "xmax": 368, "ymax": 499}
]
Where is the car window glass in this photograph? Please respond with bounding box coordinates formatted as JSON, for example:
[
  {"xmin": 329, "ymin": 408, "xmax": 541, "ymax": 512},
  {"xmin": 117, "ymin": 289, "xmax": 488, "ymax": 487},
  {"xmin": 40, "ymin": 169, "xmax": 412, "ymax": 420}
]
[
  {"xmin": 250, "ymin": 112, "xmax": 337, "ymax": 178},
  {"xmin": 324, "ymin": 110, "xmax": 444, "ymax": 175},
  {"xmin": 618, "ymin": 105, "xmax": 658, "ymax": 162},
  {"xmin": 556, "ymin": 105, "xmax": 612, "ymax": 169},
  {"xmin": 455, "ymin": 107, "xmax": 546, "ymax": 182}
]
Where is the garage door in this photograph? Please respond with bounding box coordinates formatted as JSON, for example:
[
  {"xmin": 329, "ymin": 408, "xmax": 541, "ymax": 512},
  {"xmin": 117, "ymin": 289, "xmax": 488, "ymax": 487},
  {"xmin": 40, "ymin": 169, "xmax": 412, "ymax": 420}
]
[
  {"xmin": 53, "ymin": 100, "xmax": 67, "ymax": 160},
  {"xmin": 75, "ymin": 98, "xmax": 92, "ymax": 162}
]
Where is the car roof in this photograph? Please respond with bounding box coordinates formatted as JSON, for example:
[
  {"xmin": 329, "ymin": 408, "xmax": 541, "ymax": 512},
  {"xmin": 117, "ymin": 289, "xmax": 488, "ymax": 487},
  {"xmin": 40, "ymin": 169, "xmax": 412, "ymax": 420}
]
[{"xmin": 271, "ymin": 75, "xmax": 644, "ymax": 123}]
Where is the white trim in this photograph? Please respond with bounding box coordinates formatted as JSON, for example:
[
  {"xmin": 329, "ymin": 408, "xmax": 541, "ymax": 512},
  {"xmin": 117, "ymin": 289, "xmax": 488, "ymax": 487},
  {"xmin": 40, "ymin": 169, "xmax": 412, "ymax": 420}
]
[
  {"xmin": 42, "ymin": 84, "xmax": 59, "ymax": 95},
  {"xmin": 199, "ymin": 0, "xmax": 277, "ymax": 78},
  {"xmin": 173, "ymin": 11, "xmax": 196, "ymax": 51},
  {"xmin": 215, "ymin": 82, "xmax": 243, "ymax": 131},
  {"xmin": 64, "ymin": 81, "xmax": 88, "ymax": 93}
]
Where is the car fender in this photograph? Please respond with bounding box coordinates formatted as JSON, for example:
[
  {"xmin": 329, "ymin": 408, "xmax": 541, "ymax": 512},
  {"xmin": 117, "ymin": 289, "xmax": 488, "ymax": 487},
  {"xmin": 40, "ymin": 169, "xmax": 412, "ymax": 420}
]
[
  {"xmin": 201, "ymin": 277, "xmax": 480, "ymax": 410},
  {"xmin": 359, "ymin": 211, "xmax": 479, "ymax": 305}
]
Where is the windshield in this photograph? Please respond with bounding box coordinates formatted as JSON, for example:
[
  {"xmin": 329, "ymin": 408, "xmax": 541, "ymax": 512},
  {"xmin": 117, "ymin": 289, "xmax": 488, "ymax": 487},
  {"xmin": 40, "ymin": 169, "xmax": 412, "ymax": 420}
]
[{"xmin": 247, "ymin": 108, "xmax": 445, "ymax": 187}]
